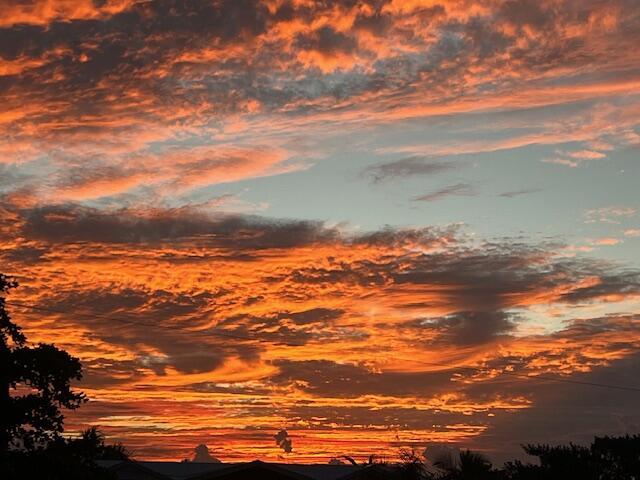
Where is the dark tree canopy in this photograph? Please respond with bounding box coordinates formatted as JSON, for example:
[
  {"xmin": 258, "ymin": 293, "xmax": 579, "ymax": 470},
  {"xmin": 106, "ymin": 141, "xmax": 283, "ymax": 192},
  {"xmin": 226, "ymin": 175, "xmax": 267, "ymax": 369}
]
[
  {"xmin": 435, "ymin": 449, "xmax": 497, "ymax": 480},
  {"xmin": 2, "ymin": 427, "xmax": 128, "ymax": 480},
  {"xmin": 0, "ymin": 273, "xmax": 86, "ymax": 454},
  {"xmin": 501, "ymin": 435, "xmax": 640, "ymax": 480},
  {"xmin": 395, "ymin": 436, "xmax": 640, "ymax": 480}
]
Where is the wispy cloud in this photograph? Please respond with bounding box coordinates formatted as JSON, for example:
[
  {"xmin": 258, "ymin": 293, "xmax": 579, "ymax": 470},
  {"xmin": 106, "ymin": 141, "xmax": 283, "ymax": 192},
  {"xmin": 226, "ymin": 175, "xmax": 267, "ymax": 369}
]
[
  {"xmin": 497, "ymin": 188, "xmax": 543, "ymax": 198},
  {"xmin": 590, "ymin": 237, "xmax": 622, "ymax": 246},
  {"xmin": 542, "ymin": 149, "xmax": 607, "ymax": 167},
  {"xmin": 414, "ymin": 183, "xmax": 477, "ymax": 202},
  {"xmin": 362, "ymin": 157, "xmax": 458, "ymax": 183},
  {"xmin": 584, "ymin": 206, "xmax": 636, "ymax": 224}
]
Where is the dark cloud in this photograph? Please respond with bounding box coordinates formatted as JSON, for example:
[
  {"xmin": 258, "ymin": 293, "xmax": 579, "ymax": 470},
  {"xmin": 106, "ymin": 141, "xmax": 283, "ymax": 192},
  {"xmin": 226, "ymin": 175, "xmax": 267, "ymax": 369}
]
[
  {"xmin": 1, "ymin": 245, "xmax": 48, "ymax": 264},
  {"xmin": 355, "ymin": 224, "xmax": 459, "ymax": 248},
  {"xmin": 271, "ymin": 360, "xmax": 455, "ymax": 398},
  {"xmin": 284, "ymin": 308, "xmax": 345, "ymax": 325},
  {"xmin": 461, "ymin": 16, "xmax": 513, "ymax": 60},
  {"xmin": 28, "ymin": 285, "xmax": 260, "ymax": 375},
  {"xmin": 81, "ymin": 357, "xmax": 151, "ymax": 388},
  {"xmin": 18, "ymin": 203, "xmax": 340, "ymax": 249},
  {"xmin": 209, "ymin": 308, "xmax": 348, "ymax": 347},
  {"xmin": 413, "ymin": 183, "xmax": 477, "ymax": 202},
  {"xmin": 10, "ymin": 202, "xmax": 457, "ymax": 253},
  {"xmin": 557, "ymin": 270, "xmax": 640, "ymax": 303},
  {"xmin": 283, "ymin": 261, "xmax": 390, "ymax": 287},
  {"xmin": 274, "ymin": 429, "xmax": 292, "ymax": 453},
  {"xmin": 449, "ymin": 314, "xmax": 640, "ymax": 401},
  {"xmin": 295, "ymin": 26, "xmax": 357, "ymax": 56},
  {"xmin": 497, "ymin": 188, "xmax": 542, "ymax": 198},
  {"xmin": 499, "ymin": 0, "xmax": 553, "ymax": 30},
  {"xmin": 416, "ymin": 311, "xmax": 517, "ymax": 345},
  {"xmin": 469, "ymin": 349, "xmax": 640, "ymax": 464},
  {"xmin": 270, "ymin": 403, "xmax": 487, "ymax": 435},
  {"xmin": 362, "ymin": 157, "xmax": 458, "ymax": 183},
  {"xmin": 353, "ymin": 10, "xmax": 393, "ymax": 37},
  {"xmin": 0, "ymin": 0, "xmax": 270, "ymax": 61},
  {"xmin": 285, "ymin": 240, "xmax": 640, "ymax": 329}
]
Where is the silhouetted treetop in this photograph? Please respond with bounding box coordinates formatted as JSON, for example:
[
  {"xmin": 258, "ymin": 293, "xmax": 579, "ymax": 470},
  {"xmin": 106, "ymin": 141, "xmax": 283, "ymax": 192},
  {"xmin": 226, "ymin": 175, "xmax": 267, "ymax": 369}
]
[{"xmin": 0, "ymin": 274, "xmax": 85, "ymax": 454}]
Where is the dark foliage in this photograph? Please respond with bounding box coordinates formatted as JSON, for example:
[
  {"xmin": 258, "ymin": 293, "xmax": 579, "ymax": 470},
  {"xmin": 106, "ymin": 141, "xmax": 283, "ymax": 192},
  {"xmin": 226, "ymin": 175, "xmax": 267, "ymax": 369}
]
[
  {"xmin": 398, "ymin": 449, "xmax": 431, "ymax": 480},
  {"xmin": 1, "ymin": 274, "xmax": 86, "ymax": 453},
  {"xmin": 1, "ymin": 274, "xmax": 127, "ymax": 479},
  {"xmin": 429, "ymin": 449, "xmax": 497, "ymax": 480},
  {"xmin": 395, "ymin": 435, "xmax": 640, "ymax": 480},
  {"xmin": 0, "ymin": 427, "xmax": 128, "ymax": 480},
  {"xmin": 502, "ymin": 435, "xmax": 640, "ymax": 480}
]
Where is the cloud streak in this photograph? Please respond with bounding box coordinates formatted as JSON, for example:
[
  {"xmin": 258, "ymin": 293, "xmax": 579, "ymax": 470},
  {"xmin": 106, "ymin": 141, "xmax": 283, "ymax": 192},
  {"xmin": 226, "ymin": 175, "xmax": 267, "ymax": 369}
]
[
  {"xmin": 1, "ymin": 0, "xmax": 639, "ymax": 204},
  {"xmin": 363, "ymin": 157, "xmax": 458, "ymax": 183},
  {"xmin": 414, "ymin": 183, "xmax": 476, "ymax": 202}
]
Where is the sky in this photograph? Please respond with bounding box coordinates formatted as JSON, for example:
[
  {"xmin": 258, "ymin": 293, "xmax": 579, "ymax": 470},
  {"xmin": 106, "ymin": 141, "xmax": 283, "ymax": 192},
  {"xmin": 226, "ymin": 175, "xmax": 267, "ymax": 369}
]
[{"xmin": 1, "ymin": 0, "xmax": 640, "ymax": 465}]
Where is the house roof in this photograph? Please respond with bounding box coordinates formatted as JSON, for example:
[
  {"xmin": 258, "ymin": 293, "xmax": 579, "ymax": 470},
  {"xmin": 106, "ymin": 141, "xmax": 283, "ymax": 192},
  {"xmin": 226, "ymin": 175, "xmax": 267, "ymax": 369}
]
[
  {"xmin": 336, "ymin": 464, "xmax": 402, "ymax": 480},
  {"xmin": 277, "ymin": 463, "xmax": 365, "ymax": 480},
  {"xmin": 98, "ymin": 459, "xmax": 174, "ymax": 479},
  {"xmin": 188, "ymin": 460, "xmax": 314, "ymax": 480},
  {"xmin": 137, "ymin": 461, "xmax": 229, "ymax": 480},
  {"xmin": 98, "ymin": 460, "xmax": 364, "ymax": 480}
]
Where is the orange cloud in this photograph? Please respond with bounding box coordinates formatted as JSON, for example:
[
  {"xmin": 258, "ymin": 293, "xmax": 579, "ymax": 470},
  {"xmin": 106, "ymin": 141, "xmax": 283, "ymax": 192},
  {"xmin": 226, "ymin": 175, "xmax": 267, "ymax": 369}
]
[
  {"xmin": 18, "ymin": 145, "xmax": 298, "ymax": 202},
  {"xmin": 2, "ymin": 0, "xmax": 640, "ymax": 463},
  {"xmin": 2, "ymin": 204, "xmax": 639, "ymax": 461},
  {"xmin": 592, "ymin": 237, "xmax": 622, "ymax": 246},
  {"xmin": 0, "ymin": 0, "xmax": 135, "ymax": 27}
]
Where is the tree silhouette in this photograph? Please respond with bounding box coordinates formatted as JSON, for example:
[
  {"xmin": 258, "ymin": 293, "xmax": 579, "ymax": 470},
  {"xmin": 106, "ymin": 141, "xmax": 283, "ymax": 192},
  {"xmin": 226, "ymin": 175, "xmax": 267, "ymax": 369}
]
[
  {"xmin": 503, "ymin": 435, "xmax": 640, "ymax": 480},
  {"xmin": 398, "ymin": 448, "xmax": 431, "ymax": 480},
  {"xmin": 459, "ymin": 450, "xmax": 494, "ymax": 479},
  {"xmin": 68, "ymin": 427, "xmax": 130, "ymax": 461},
  {"xmin": 0, "ymin": 274, "xmax": 85, "ymax": 454},
  {"xmin": 440, "ymin": 450, "xmax": 495, "ymax": 480},
  {"xmin": 591, "ymin": 435, "xmax": 640, "ymax": 479},
  {"xmin": 1, "ymin": 427, "xmax": 124, "ymax": 480}
]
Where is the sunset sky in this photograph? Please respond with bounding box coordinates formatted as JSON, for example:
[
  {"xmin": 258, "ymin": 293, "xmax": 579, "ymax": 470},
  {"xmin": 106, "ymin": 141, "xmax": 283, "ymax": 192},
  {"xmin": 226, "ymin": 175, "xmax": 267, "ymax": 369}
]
[{"xmin": 1, "ymin": 0, "xmax": 640, "ymax": 465}]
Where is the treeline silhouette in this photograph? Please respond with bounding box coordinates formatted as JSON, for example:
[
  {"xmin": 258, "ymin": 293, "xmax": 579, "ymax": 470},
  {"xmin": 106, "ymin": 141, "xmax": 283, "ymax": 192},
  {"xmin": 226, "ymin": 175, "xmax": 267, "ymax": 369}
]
[
  {"xmin": 1, "ymin": 274, "xmax": 129, "ymax": 479},
  {"xmin": 2, "ymin": 274, "xmax": 639, "ymax": 479},
  {"xmin": 396, "ymin": 435, "xmax": 640, "ymax": 479},
  {"xmin": 2, "ymin": 427, "xmax": 129, "ymax": 479}
]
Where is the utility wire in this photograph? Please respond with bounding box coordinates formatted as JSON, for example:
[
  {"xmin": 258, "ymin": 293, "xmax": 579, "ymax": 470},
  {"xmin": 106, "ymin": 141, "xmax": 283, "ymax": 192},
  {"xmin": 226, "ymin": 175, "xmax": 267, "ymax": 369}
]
[
  {"xmin": 5, "ymin": 299, "xmax": 640, "ymax": 392},
  {"xmin": 390, "ymin": 356, "xmax": 640, "ymax": 393}
]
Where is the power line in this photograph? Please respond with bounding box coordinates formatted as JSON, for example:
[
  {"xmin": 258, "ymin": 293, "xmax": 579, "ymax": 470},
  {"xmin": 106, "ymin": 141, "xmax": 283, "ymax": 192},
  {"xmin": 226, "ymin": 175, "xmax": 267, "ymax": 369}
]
[
  {"xmin": 5, "ymin": 299, "xmax": 640, "ymax": 393},
  {"xmin": 390, "ymin": 356, "xmax": 640, "ymax": 393}
]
